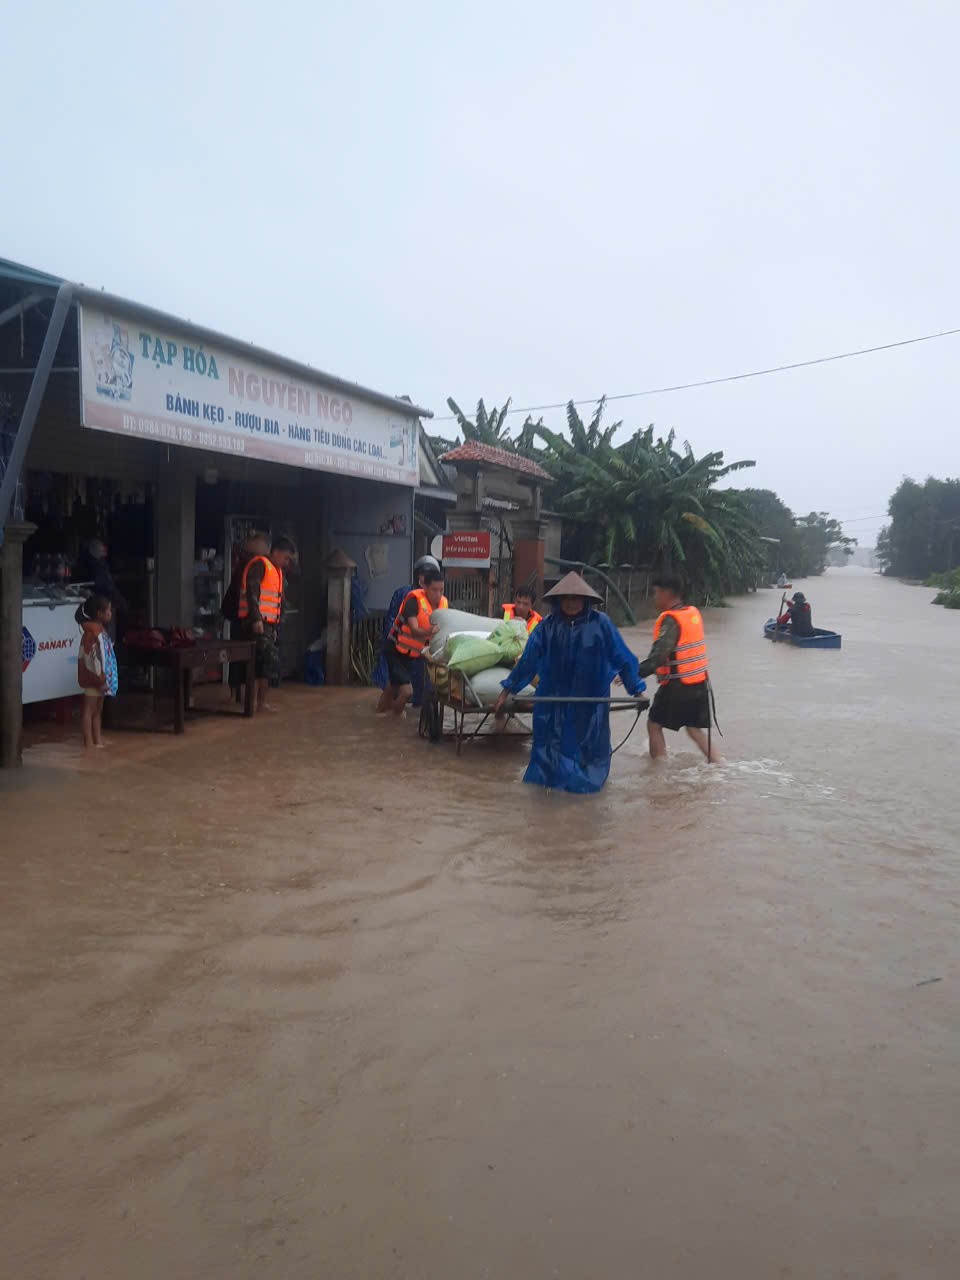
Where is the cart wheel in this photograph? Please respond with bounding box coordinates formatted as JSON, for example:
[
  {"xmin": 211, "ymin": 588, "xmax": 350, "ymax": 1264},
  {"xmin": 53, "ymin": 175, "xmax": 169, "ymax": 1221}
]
[
  {"xmin": 428, "ymin": 700, "xmax": 442, "ymax": 743},
  {"xmin": 419, "ymin": 699, "xmax": 442, "ymax": 743}
]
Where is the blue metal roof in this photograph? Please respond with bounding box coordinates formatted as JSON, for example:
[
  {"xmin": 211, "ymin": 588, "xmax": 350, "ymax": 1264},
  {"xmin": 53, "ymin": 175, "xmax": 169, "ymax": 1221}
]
[{"xmin": 0, "ymin": 257, "xmax": 64, "ymax": 289}]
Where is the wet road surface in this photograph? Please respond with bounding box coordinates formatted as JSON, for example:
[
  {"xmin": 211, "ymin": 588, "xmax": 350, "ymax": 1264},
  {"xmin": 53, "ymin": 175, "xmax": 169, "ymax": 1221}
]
[{"xmin": 1, "ymin": 568, "xmax": 957, "ymax": 1278}]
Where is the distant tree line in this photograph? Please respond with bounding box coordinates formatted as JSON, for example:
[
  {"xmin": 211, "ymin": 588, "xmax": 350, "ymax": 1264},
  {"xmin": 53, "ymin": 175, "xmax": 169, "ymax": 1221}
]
[
  {"xmin": 876, "ymin": 476, "xmax": 960, "ymax": 581},
  {"xmin": 432, "ymin": 397, "xmax": 854, "ymax": 604},
  {"xmin": 734, "ymin": 488, "xmax": 855, "ymax": 579}
]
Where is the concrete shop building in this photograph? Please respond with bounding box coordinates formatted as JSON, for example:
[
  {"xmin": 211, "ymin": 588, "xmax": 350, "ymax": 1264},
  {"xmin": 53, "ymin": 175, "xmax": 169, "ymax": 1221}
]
[{"xmin": 0, "ymin": 258, "xmax": 432, "ymax": 765}]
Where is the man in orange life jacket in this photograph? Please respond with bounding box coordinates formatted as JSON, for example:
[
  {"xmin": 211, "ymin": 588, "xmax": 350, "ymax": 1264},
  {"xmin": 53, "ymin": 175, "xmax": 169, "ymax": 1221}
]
[
  {"xmin": 637, "ymin": 573, "xmax": 720, "ymax": 763},
  {"xmin": 502, "ymin": 586, "xmax": 543, "ymax": 633},
  {"xmin": 376, "ymin": 568, "xmax": 447, "ymax": 716},
  {"xmin": 226, "ymin": 529, "xmax": 270, "ymax": 702},
  {"xmin": 236, "ymin": 535, "xmax": 297, "ymax": 712}
]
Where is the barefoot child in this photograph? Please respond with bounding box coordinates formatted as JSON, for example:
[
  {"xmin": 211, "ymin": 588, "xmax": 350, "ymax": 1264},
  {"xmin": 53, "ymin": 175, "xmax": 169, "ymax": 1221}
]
[{"xmin": 76, "ymin": 595, "xmax": 118, "ymax": 748}]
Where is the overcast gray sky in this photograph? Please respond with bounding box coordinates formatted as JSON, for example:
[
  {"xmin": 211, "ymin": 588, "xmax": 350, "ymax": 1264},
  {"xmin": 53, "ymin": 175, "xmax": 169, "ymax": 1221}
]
[{"xmin": 4, "ymin": 1, "xmax": 957, "ymax": 545}]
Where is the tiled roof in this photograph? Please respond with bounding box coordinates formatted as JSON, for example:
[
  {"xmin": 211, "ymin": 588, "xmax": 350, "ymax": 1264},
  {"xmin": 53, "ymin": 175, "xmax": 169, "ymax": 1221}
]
[{"xmin": 439, "ymin": 440, "xmax": 551, "ymax": 481}]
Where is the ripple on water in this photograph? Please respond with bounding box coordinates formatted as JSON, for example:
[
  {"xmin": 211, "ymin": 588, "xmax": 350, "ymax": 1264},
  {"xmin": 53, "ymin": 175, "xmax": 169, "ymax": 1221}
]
[{"xmin": 626, "ymin": 754, "xmax": 845, "ymax": 813}]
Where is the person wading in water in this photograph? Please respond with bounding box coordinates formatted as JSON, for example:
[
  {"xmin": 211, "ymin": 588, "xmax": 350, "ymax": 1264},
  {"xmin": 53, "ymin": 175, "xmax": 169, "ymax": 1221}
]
[
  {"xmin": 637, "ymin": 573, "xmax": 720, "ymax": 764},
  {"xmin": 377, "ymin": 568, "xmax": 448, "ymax": 718},
  {"xmin": 492, "ymin": 571, "xmax": 646, "ymax": 794}
]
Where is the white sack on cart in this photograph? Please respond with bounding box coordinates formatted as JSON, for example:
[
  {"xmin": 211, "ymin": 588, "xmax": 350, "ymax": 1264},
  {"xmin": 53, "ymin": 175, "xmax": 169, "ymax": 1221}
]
[
  {"xmin": 466, "ymin": 666, "xmax": 536, "ymax": 707},
  {"xmin": 430, "ymin": 608, "xmax": 502, "ymax": 651},
  {"xmin": 428, "ymin": 608, "xmax": 526, "ymax": 660}
]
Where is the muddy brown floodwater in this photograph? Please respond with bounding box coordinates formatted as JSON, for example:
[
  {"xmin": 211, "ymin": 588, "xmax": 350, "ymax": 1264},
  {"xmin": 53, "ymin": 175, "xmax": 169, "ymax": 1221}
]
[{"xmin": 1, "ymin": 568, "xmax": 958, "ymax": 1279}]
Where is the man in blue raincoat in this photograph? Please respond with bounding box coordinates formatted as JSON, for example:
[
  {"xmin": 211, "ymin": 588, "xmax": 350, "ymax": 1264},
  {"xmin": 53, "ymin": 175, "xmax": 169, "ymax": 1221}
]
[{"xmin": 492, "ymin": 571, "xmax": 647, "ymax": 794}]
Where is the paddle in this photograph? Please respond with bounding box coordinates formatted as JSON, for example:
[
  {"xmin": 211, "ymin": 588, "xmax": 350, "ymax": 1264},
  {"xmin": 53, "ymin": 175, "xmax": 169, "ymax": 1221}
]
[{"xmin": 773, "ymin": 592, "xmax": 788, "ymax": 642}]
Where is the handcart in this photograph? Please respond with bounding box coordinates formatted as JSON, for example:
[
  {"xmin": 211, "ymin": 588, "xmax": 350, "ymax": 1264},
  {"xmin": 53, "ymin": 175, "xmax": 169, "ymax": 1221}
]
[
  {"xmin": 418, "ymin": 656, "xmax": 529, "ymax": 754},
  {"xmin": 419, "ymin": 655, "xmax": 650, "ymax": 756}
]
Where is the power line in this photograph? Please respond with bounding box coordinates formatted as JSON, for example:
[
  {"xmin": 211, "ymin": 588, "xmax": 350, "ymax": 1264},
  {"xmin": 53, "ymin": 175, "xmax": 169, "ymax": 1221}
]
[
  {"xmin": 434, "ymin": 325, "xmax": 960, "ymax": 421},
  {"xmin": 834, "ymin": 513, "xmax": 887, "ymax": 524}
]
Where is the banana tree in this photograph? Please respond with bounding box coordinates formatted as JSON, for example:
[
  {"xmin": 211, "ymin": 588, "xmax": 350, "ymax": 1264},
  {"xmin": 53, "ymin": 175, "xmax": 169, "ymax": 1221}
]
[
  {"xmin": 443, "ymin": 396, "xmax": 545, "ymax": 458},
  {"xmin": 536, "ymin": 400, "xmax": 762, "ymax": 600}
]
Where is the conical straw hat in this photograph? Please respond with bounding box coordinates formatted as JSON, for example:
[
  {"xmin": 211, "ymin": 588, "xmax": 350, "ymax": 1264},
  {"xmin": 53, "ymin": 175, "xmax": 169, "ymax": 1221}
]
[{"xmin": 543, "ymin": 570, "xmax": 602, "ymax": 601}]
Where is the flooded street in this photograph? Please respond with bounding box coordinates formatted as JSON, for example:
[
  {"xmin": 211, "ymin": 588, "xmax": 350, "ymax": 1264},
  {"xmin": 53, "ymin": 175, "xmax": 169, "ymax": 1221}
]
[{"xmin": 2, "ymin": 568, "xmax": 958, "ymax": 1279}]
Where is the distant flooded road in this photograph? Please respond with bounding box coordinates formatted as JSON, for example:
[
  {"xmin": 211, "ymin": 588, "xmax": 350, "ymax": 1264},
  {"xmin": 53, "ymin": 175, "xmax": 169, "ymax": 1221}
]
[{"xmin": 2, "ymin": 568, "xmax": 957, "ymax": 1278}]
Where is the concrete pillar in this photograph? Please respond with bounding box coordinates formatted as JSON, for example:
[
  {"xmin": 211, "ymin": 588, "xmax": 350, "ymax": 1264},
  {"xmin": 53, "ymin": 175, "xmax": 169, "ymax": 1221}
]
[
  {"xmin": 445, "ymin": 509, "xmax": 486, "ymax": 533},
  {"xmin": 156, "ymin": 454, "xmax": 195, "ymax": 627},
  {"xmin": 297, "ymin": 473, "xmax": 327, "ymax": 647},
  {"xmin": 0, "ymin": 520, "xmax": 37, "ymax": 768},
  {"xmin": 325, "ymin": 548, "xmax": 356, "ymax": 686},
  {"xmin": 511, "ymin": 517, "xmax": 547, "ymax": 599}
]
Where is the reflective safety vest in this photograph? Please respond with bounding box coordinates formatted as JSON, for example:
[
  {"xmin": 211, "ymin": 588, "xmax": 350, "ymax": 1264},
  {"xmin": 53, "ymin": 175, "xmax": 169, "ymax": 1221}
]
[
  {"xmin": 237, "ymin": 556, "xmax": 283, "ymax": 624},
  {"xmin": 503, "ymin": 603, "xmax": 543, "ymax": 633},
  {"xmin": 391, "ymin": 588, "xmax": 448, "ymax": 657},
  {"xmin": 654, "ymin": 605, "xmax": 708, "ymax": 685}
]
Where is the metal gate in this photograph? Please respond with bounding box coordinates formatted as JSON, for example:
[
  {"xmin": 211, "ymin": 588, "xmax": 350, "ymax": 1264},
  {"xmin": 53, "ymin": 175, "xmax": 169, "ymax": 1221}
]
[{"xmin": 444, "ymin": 570, "xmax": 488, "ymax": 615}]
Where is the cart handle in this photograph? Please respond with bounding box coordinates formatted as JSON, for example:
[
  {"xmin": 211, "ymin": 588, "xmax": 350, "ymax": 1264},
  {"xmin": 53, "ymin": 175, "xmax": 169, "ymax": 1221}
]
[{"xmin": 504, "ymin": 695, "xmax": 650, "ymax": 707}]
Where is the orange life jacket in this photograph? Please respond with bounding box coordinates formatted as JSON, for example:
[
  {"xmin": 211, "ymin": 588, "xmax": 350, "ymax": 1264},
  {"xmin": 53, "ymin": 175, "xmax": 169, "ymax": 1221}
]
[
  {"xmin": 391, "ymin": 588, "xmax": 448, "ymax": 657},
  {"xmin": 237, "ymin": 555, "xmax": 283, "ymax": 624},
  {"xmin": 654, "ymin": 606, "xmax": 708, "ymax": 685},
  {"xmin": 503, "ymin": 603, "xmax": 543, "ymax": 633}
]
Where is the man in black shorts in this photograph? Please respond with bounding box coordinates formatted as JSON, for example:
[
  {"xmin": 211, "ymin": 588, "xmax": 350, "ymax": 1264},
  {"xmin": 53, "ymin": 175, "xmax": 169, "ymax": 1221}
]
[
  {"xmin": 637, "ymin": 573, "xmax": 720, "ymax": 763},
  {"xmin": 376, "ymin": 568, "xmax": 447, "ymax": 716}
]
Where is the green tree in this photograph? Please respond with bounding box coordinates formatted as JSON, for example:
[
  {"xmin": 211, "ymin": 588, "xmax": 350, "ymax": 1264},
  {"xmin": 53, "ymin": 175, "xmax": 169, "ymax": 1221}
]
[
  {"xmin": 437, "ymin": 397, "xmax": 544, "ymax": 457},
  {"xmin": 877, "ymin": 476, "xmax": 960, "ymax": 578},
  {"xmin": 436, "ymin": 391, "xmax": 853, "ymax": 602},
  {"xmin": 446, "ymin": 396, "xmax": 513, "ymax": 447},
  {"xmin": 792, "ymin": 512, "xmax": 856, "ymax": 576},
  {"xmin": 737, "ymin": 489, "xmax": 854, "ymax": 577},
  {"xmin": 737, "ymin": 488, "xmax": 798, "ymax": 571},
  {"xmin": 536, "ymin": 402, "xmax": 763, "ymax": 603}
]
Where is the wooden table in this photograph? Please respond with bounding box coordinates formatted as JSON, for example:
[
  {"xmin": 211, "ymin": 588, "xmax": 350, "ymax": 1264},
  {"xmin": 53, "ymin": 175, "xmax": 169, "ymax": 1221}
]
[{"xmin": 124, "ymin": 638, "xmax": 257, "ymax": 734}]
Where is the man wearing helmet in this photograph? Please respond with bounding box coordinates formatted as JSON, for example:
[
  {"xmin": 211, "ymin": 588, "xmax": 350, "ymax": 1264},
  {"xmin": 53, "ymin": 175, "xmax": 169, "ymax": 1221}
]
[
  {"xmin": 412, "ymin": 554, "xmax": 441, "ymax": 581},
  {"xmin": 776, "ymin": 590, "xmax": 814, "ymax": 637},
  {"xmin": 372, "ymin": 555, "xmax": 442, "ymax": 707},
  {"xmin": 376, "ymin": 566, "xmax": 447, "ymax": 716}
]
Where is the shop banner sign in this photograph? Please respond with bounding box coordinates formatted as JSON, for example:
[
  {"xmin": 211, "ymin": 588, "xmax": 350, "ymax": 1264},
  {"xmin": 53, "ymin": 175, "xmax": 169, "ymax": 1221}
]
[
  {"xmin": 22, "ymin": 605, "xmax": 81, "ymax": 704},
  {"xmin": 79, "ymin": 304, "xmax": 419, "ymax": 487},
  {"xmin": 441, "ymin": 530, "xmax": 492, "ymax": 568}
]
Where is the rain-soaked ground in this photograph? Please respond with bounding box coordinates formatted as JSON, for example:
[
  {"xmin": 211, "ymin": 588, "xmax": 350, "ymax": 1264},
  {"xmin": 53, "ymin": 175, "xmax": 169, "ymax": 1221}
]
[{"xmin": 1, "ymin": 568, "xmax": 957, "ymax": 1279}]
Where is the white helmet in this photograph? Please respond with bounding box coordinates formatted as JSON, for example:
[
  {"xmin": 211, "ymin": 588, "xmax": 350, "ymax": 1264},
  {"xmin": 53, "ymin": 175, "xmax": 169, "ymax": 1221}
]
[{"xmin": 413, "ymin": 554, "xmax": 441, "ymax": 578}]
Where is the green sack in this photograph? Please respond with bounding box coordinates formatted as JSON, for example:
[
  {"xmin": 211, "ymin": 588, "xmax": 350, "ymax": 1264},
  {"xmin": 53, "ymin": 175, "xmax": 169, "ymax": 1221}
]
[
  {"xmin": 446, "ymin": 633, "xmax": 503, "ymax": 676},
  {"xmin": 486, "ymin": 620, "xmax": 527, "ymax": 667}
]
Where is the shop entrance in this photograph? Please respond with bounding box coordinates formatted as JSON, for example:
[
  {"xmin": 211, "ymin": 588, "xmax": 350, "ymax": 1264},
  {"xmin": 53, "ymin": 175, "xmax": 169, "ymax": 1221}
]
[
  {"xmin": 23, "ymin": 471, "xmax": 155, "ymax": 622},
  {"xmin": 193, "ymin": 474, "xmax": 303, "ymax": 683},
  {"xmin": 21, "ymin": 471, "xmax": 156, "ymax": 713}
]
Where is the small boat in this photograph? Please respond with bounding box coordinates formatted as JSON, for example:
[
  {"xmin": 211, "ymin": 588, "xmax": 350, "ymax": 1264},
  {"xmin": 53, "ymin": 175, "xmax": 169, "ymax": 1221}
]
[{"xmin": 764, "ymin": 620, "xmax": 842, "ymax": 649}]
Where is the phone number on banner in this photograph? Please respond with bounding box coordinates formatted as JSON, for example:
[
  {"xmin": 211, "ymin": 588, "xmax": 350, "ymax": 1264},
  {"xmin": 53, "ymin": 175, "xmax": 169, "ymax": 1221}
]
[{"xmin": 120, "ymin": 414, "xmax": 246, "ymax": 454}]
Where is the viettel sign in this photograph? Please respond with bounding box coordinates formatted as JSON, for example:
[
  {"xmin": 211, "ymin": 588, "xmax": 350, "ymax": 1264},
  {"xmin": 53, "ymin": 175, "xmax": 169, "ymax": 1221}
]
[{"xmin": 441, "ymin": 530, "xmax": 492, "ymax": 568}]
